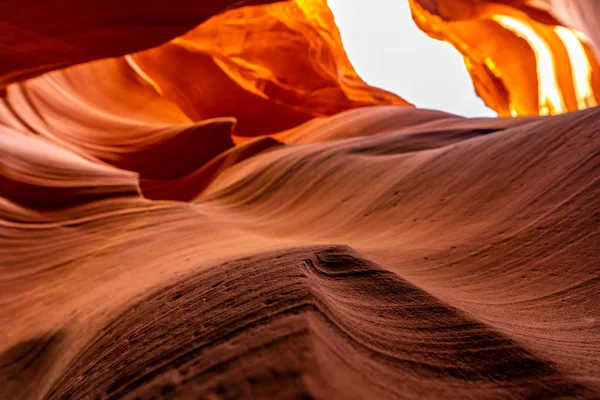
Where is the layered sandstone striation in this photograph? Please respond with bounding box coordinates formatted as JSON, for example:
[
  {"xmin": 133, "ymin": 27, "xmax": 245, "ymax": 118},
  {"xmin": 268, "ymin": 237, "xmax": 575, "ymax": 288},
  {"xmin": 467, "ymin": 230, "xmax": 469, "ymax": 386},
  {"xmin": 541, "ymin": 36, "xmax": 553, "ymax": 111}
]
[{"xmin": 1, "ymin": 0, "xmax": 599, "ymax": 399}]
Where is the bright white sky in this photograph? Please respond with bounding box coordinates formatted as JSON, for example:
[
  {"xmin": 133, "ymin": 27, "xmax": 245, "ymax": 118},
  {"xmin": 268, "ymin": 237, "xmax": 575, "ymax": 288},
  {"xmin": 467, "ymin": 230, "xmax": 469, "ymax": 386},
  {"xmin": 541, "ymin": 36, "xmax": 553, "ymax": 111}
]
[{"xmin": 328, "ymin": 0, "xmax": 497, "ymax": 117}]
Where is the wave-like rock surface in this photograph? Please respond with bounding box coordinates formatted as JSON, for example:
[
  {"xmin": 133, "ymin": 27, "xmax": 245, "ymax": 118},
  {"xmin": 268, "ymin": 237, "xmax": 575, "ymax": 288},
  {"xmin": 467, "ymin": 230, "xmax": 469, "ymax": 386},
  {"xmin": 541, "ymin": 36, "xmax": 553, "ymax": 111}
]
[
  {"xmin": 1, "ymin": 0, "xmax": 599, "ymax": 399},
  {"xmin": 41, "ymin": 246, "xmax": 596, "ymax": 399},
  {"xmin": 2, "ymin": 106, "xmax": 599, "ymax": 399}
]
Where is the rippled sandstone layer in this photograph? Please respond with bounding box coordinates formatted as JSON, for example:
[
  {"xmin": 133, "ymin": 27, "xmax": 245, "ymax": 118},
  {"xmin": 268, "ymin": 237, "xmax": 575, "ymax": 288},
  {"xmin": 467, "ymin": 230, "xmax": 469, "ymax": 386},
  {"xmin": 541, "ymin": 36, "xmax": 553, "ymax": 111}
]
[{"xmin": 1, "ymin": 0, "xmax": 599, "ymax": 399}]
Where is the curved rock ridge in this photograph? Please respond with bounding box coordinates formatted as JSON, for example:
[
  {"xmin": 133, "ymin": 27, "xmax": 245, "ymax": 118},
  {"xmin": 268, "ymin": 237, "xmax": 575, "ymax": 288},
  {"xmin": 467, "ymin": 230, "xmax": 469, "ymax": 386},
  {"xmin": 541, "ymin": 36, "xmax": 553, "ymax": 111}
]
[
  {"xmin": 0, "ymin": 125, "xmax": 140, "ymax": 209},
  {"xmin": 0, "ymin": 0, "xmax": 411, "ymax": 201},
  {"xmin": 41, "ymin": 246, "xmax": 593, "ymax": 399},
  {"xmin": 1, "ymin": 106, "xmax": 599, "ymax": 398},
  {"xmin": 0, "ymin": 59, "xmax": 240, "ymax": 201},
  {"xmin": 0, "ymin": 0, "xmax": 599, "ymax": 398}
]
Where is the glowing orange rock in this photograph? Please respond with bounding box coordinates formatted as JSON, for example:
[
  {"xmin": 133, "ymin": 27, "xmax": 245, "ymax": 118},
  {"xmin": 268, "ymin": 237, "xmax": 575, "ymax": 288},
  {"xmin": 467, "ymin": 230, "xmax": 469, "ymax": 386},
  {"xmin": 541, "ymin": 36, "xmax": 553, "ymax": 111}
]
[
  {"xmin": 128, "ymin": 0, "xmax": 409, "ymax": 135},
  {"xmin": 410, "ymin": 0, "xmax": 600, "ymax": 116},
  {"xmin": 1, "ymin": 0, "xmax": 412, "ymax": 203},
  {"xmin": 0, "ymin": 59, "xmax": 237, "ymax": 195}
]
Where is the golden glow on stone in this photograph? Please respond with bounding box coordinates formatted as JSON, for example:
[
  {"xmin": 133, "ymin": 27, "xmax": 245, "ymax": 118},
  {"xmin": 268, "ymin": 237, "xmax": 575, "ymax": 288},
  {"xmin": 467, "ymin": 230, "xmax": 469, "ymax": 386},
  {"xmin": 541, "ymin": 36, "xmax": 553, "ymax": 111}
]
[
  {"xmin": 554, "ymin": 26, "xmax": 597, "ymax": 109},
  {"xmin": 493, "ymin": 15, "xmax": 565, "ymax": 115}
]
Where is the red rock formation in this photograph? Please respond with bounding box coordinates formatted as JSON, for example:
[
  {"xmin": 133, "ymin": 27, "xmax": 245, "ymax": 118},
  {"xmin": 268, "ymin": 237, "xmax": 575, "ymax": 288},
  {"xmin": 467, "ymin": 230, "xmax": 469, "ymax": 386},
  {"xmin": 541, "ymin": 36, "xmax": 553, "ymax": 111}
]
[
  {"xmin": 411, "ymin": 0, "xmax": 600, "ymax": 116},
  {"xmin": 0, "ymin": 0, "xmax": 282, "ymax": 87},
  {"xmin": 0, "ymin": 0, "xmax": 599, "ymax": 399}
]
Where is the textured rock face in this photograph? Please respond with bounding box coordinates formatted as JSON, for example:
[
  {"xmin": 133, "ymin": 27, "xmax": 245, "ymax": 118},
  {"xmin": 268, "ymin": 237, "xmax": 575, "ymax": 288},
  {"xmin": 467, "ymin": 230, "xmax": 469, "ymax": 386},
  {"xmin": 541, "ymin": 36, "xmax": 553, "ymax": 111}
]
[{"xmin": 1, "ymin": 0, "xmax": 599, "ymax": 399}]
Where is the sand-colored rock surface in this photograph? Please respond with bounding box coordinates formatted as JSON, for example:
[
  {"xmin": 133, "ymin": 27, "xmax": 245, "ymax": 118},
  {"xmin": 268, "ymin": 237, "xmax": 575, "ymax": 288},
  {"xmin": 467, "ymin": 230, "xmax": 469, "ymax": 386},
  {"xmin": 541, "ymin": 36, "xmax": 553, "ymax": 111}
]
[
  {"xmin": 2, "ymin": 106, "xmax": 599, "ymax": 399},
  {"xmin": 1, "ymin": 0, "xmax": 599, "ymax": 399}
]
